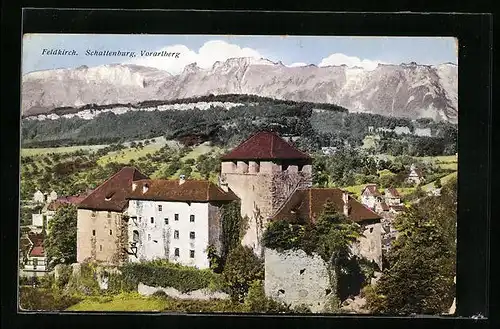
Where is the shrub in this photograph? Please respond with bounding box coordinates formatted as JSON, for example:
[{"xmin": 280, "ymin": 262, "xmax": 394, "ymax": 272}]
[
  {"xmin": 120, "ymin": 260, "xmax": 224, "ymax": 293},
  {"xmin": 66, "ymin": 262, "xmax": 100, "ymax": 295},
  {"xmin": 244, "ymin": 280, "xmax": 290, "ymax": 313},
  {"xmin": 56, "ymin": 264, "xmax": 72, "ymax": 289},
  {"xmin": 222, "ymin": 246, "xmax": 264, "ymax": 302},
  {"xmin": 19, "ymin": 287, "xmax": 82, "ymax": 311}
]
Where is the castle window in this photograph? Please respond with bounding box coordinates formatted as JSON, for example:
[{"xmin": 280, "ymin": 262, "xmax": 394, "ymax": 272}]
[
  {"xmin": 132, "ymin": 230, "xmax": 139, "ymax": 242},
  {"xmin": 107, "ymin": 211, "xmax": 111, "ymax": 218},
  {"xmin": 109, "ymin": 230, "xmax": 112, "ymax": 235},
  {"xmin": 150, "ymin": 217, "xmax": 154, "ymax": 224},
  {"xmin": 148, "ymin": 234, "xmax": 151, "ymax": 241},
  {"xmin": 99, "ymin": 245, "xmax": 103, "ymax": 251},
  {"xmin": 92, "ymin": 230, "xmax": 96, "ymax": 236},
  {"xmin": 174, "ymin": 214, "xmax": 179, "ymax": 221},
  {"xmin": 190, "ymin": 215, "xmax": 195, "ymax": 222},
  {"xmin": 190, "ymin": 250, "xmax": 195, "ymax": 258},
  {"xmin": 174, "ymin": 248, "xmax": 180, "ymax": 257},
  {"xmin": 158, "ymin": 205, "xmax": 162, "ymax": 211},
  {"xmin": 190, "ymin": 231, "xmax": 195, "ymax": 239},
  {"xmin": 164, "ymin": 218, "xmax": 169, "ymax": 225},
  {"xmin": 174, "ymin": 230, "xmax": 179, "ymax": 239}
]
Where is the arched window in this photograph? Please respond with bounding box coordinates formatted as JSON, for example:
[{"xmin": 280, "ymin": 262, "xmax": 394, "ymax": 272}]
[{"xmin": 132, "ymin": 230, "xmax": 140, "ymax": 243}]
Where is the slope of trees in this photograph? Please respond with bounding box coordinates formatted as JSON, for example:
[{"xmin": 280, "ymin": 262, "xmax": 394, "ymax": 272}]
[
  {"xmin": 21, "ymin": 94, "xmax": 457, "ymax": 157},
  {"xmin": 364, "ymin": 180, "xmax": 457, "ymax": 314}
]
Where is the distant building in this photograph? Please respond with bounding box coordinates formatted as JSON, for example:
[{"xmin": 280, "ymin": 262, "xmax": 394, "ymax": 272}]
[
  {"xmin": 384, "ymin": 188, "xmax": 401, "ymax": 206},
  {"xmin": 407, "ymin": 164, "xmax": 425, "ymax": 185},
  {"xmin": 360, "ymin": 184, "xmax": 382, "ymax": 209},
  {"xmin": 20, "ymin": 232, "xmax": 48, "ymax": 277},
  {"xmin": 33, "ymin": 190, "xmax": 45, "ymax": 204},
  {"xmin": 321, "ymin": 147, "xmax": 338, "ymax": 156}
]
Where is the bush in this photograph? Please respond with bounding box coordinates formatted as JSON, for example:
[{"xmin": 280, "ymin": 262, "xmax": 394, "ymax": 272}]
[
  {"xmin": 120, "ymin": 260, "xmax": 224, "ymax": 293},
  {"xmin": 66, "ymin": 262, "xmax": 100, "ymax": 295},
  {"xmin": 19, "ymin": 287, "xmax": 82, "ymax": 311},
  {"xmin": 56, "ymin": 264, "xmax": 72, "ymax": 289},
  {"xmin": 222, "ymin": 246, "xmax": 264, "ymax": 302},
  {"xmin": 244, "ymin": 280, "xmax": 290, "ymax": 313}
]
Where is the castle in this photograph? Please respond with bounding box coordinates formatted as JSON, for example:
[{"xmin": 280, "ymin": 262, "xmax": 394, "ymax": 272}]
[{"xmin": 76, "ymin": 131, "xmax": 383, "ymax": 269}]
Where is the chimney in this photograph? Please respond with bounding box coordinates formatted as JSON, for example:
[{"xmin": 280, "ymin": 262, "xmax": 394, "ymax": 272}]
[
  {"xmin": 342, "ymin": 191, "xmax": 350, "ymax": 217},
  {"xmin": 179, "ymin": 174, "xmax": 186, "ymax": 185},
  {"xmin": 132, "ymin": 182, "xmax": 137, "ymax": 191},
  {"xmin": 142, "ymin": 183, "xmax": 149, "ymax": 194}
]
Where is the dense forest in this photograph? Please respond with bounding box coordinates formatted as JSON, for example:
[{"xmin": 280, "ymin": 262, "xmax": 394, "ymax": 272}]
[{"xmin": 21, "ymin": 94, "xmax": 457, "ymax": 157}]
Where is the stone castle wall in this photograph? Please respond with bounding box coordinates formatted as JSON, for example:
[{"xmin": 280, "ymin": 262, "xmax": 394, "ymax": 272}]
[
  {"xmin": 264, "ymin": 248, "xmax": 332, "ymax": 313},
  {"xmin": 221, "ymin": 161, "xmax": 312, "ymax": 256},
  {"xmin": 77, "ymin": 209, "xmax": 123, "ymax": 264}
]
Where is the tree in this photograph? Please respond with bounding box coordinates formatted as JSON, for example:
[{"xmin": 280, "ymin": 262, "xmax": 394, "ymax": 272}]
[
  {"xmin": 45, "ymin": 204, "xmax": 78, "ymax": 268},
  {"xmin": 222, "ymin": 245, "xmax": 264, "ymax": 302},
  {"xmin": 366, "ymin": 180, "xmax": 457, "ymax": 315}
]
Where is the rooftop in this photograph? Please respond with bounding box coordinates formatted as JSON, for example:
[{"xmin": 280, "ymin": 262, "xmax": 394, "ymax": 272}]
[
  {"xmin": 127, "ymin": 179, "xmax": 239, "ymax": 203},
  {"xmin": 78, "ymin": 167, "xmax": 149, "ymax": 212},
  {"xmin": 221, "ymin": 131, "xmax": 311, "ymax": 162},
  {"xmin": 271, "ymin": 188, "xmax": 381, "ymax": 224}
]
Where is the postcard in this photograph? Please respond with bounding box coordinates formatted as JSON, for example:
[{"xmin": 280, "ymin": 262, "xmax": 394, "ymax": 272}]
[{"xmin": 19, "ymin": 34, "xmax": 458, "ymax": 315}]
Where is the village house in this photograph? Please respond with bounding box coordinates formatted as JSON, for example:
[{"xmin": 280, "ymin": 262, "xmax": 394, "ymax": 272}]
[
  {"xmin": 407, "ymin": 164, "xmax": 425, "ymax": 185},
  {"xmin": 125, "ymin": 176, "xmax": 238, "ymax": 269},
  {"xmin": 360, "ymin": 184, "xmax": 383, "ymax": 210},
  {"xmin": 19, "ymin": 232, "xmax": 48, "ymax": 277},
  {"xmin": 31, "ymin": 190, "xmax": 91, "ymax": 231},
  {"xmin": 33, "ymin": 190, "xmax": 58, "ymax": 204}
]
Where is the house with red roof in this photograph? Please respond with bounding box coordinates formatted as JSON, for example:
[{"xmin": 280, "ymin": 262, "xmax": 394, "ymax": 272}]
[
  {"xmin": 19, "ymin": 232, "xmax": 48, "ymax": 277},
  {"xmin": 407, "ymin": 164, "xmax": 425, "ymax": 185},
  {"xmin": 360, "ymin": 184, "xmax": 382, "ymax": 209},
  {"xmin": 125, "ymin": 177, "xmax": 238, "ymax": 269}
]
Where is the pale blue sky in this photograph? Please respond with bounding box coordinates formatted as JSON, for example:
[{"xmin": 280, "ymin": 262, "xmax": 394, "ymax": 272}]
[{"xmin": 22, "ymin": 34, "xmax": 458, "ymax": 75}]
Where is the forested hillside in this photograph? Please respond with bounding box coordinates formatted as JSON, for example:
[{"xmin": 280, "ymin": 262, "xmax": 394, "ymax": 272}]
[{"xmin": 21, "ymin": 94, "xmax": 457, "ymax": 157}]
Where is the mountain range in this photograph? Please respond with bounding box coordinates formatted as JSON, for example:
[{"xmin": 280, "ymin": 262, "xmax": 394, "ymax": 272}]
[{"xmin": 21, "ymin": 57, "xmax": 458, "ymax": 123}]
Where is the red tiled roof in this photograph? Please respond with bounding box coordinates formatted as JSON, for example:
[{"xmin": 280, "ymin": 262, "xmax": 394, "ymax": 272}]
[
  {"xmin": 362, "ymin": 184, "xmax": 381, "ymax": 197},
  {"xmin": 385, "ymin": 188, "xmax": 401, "ymax": 198},
  {"xmin": 271, "ymin": 188, "xmax": 381, "ymax": 224},
  {"xmin": 30, "ymin": 246, "xmax": 44, "ymax": 257},
  {"xmin": 47, "ymin": 192, "xmax": 92, "ymax": 211},
  {"xmin": 127, "ymin": 179, "xmax": 239, "ymax": 203},
  {"xmin": 221, "ymin": 131, "xmax": 311, "ymax": 161},
  {"xmin": 27, "ymin": 232, "xmax": 45, "ymax": 257},
  {"xmin": 78, "ymin": 167, "xmax": 149, "ymax": 212}
]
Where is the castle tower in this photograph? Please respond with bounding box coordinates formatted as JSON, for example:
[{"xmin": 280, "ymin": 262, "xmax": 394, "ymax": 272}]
[{"xmin": 219, "ymin": 131, "xmax": 312, "ymax": 256}]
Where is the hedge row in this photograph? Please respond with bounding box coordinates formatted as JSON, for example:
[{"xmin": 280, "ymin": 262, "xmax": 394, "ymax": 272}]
[{"xmin": 120, "ymin": 260, "xmax": 225, "ymax": 293}]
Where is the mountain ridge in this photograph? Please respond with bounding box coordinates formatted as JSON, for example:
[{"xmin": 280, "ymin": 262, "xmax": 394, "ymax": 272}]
[{"xmin": 22, "ymin": 57, "xmax": 458, "ymax": 123}]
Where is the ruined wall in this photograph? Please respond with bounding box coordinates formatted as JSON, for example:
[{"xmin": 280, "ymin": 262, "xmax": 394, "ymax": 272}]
[
  {"xmin": 264, "ymin": 248, "xmax": 332, "ymax": 313},
  {"xmin": 350, "ymin": 222, "xmax": 383, "ymax": 270},
  {"xmin": 76, "ymin": 209, "xmax": 122, "ymax": 264}
]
